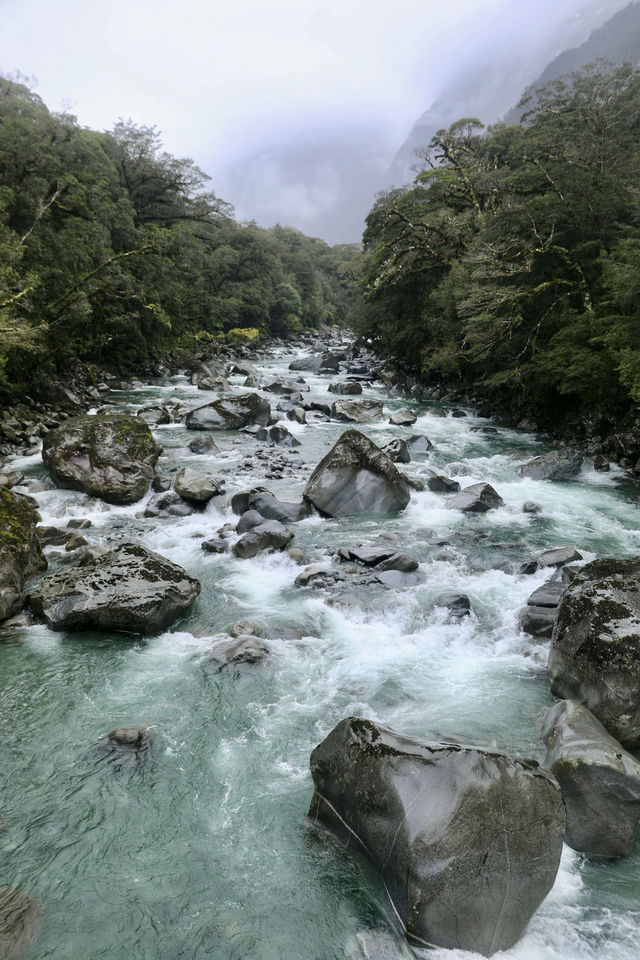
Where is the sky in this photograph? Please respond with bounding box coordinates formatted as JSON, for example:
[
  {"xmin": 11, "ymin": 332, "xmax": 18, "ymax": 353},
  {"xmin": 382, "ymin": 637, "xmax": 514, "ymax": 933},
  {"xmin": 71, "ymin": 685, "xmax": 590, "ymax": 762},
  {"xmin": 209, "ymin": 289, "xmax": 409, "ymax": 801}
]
[{"xmin": 0, "ymin": 0, "xmax": 629, "ymax": 242}]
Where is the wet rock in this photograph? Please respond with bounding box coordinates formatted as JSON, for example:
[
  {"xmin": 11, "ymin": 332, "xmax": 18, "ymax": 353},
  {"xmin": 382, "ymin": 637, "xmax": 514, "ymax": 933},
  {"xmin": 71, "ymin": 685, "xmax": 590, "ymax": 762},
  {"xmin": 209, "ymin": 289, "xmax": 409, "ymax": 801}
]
[
  {"xmin": 137, "ymin": 405, "xmax": 170, "ymax": 426},
  {"xmin": 331, "ymin": 399, "xmax": 384, "ymax": 423},
  {"xmin": 66, "ymin": 517, "xmax": 91, "ymax": 529},
  {"xmin": 427, "ymin": 475, "xmax": 460, "ymax": 494},
  {"xmin": 436, "ymin": 593, "xmax": 471, "ymax": 618},
  {"xmin": 388, "ymin": 409, "xmax": 417, "ymax": 426},
  {"xmin": 593, "ymin": 455, "xmax": 610, "ymax": 472},
  {"xmin": 499, "ymin": 560, "xmax": 540, "ymax": 576},
  {"xmin": 236, "ymin": 510, "xmax": 264, "ymax": 534},
  {"xmin": 294, "ymin": 564, "xmax": 328, "ymax": 587},
  {"xmin": 186, "ymin": 393, "xmax": 270, "ymax": 430},
  {"xmin": 328, "ymin": 381, "xmax": 363, "ymax": 395},
  {"xmin": 537, "ymin": 546, "xmax": 582, "ymax": 568},
  {"xmin": 308, "ymin": 717, "xmax": 564, "ymax": 956},
  {"xmin": 151, "ymin": 475, "xmax": 172, "ymax": 493},
  {"xmin": 519, "ymin": 606, "xmax": 556, "ymax": 639},
  {"xmin": 451, "ymin": 408, "xmax": 467, "ymax": 417},
  {"xmin": 549, "ymin": 557, "xmax": 640, "ymax": 746},
  {"xmin": 541, "ymin": 699, "xmax": 640, "ymax": 857},
  {"xmin": 303, "ymin": 430, "xmax": 411, "ymax": 517},
  {"xmin": 256, "ymin": 424, "xmax": 301, "ymax": 447},
  {"xmin": 0, "ymin": 489, "xmax": 46, "ymax": 623},
  {"xmin": 0, "ymin": 885, "xmax": 41, "ymax": 960},
  {"xmin": 343, "ymin": 930, "xmax": 415, "ymax": 960},
  {"xmin": 228, "ymin": 619, "xmax": 258, "ymax": 638},
  {"xmin": 307, "ymin": 401, "xmax": 332, "ymax": 418},
  {"xmin": 201, "ymin": 538, "xmax": 228, "ymax": 554},
  {"xmin": 102, "ymin": 724, "xmax": 155, "ymax": 752},
  {"xmin": 173, "ymin": 467, "xmax": 222, "ymax": 503},
  {"xmin": 205, "ymin": 635, "xmax": 269, "ymax": 669},
  {"xmin": 522, "ymin": 502, "xmax": 542, "ymax": 514},
  {"xmin": 380, "ymin": 438, "xmax": 410, "ymax": 464},
  {"xmin": 374, "ymin": 570, "xmax": 421, "ymax": 589},
  {"xmin": 528, "ymin": 582, "xmax": 565, "ymax": 608},
  {"xmin": 516, "ymin": 449, "xmax": 583, "ymax": 481},
  {"xmin": 288, "ymin": 354, "xmax": 323, "ymax": 372},
  {"xmin": 337, "ymin": 546, "xmax": 418, "ymax": 572},
  {"xmin": 286, "ymin": 407, "xmax": 306, "ymax": 424},
  {"xmin": 406, "ymin": 434, "xmax": 432, "ymax": 453},
  {"xmin": 263, "ymin": 625, "xmax": 303, "ymax": 641},
  {"xmin": 232, "ymin": 520, "xmax": 294, "ymax": 559},
  {"xmin": 144, "ymin": 491, "xmax": 195, "ymax": 518},
  {"xmin": 36, "ymin": 525, "xmax": 76, "ymax": 548},
  {"xmin": 242, "ymin": 488, "xmax": 311, "ymax": 523},
  {"xmin": 29, "ymin": 543, "xmax": 200, "ymax": 635},
  {"xmin": 449, "ymin": 482, "xmax": 504, "ymax": 513},
  {"xmin": 188, "ymin": 434, "xmax": 218, "ymax": 455},
  {"xmin": 42, "ymin": 413, "xmax": 161, "ymax": 504}
]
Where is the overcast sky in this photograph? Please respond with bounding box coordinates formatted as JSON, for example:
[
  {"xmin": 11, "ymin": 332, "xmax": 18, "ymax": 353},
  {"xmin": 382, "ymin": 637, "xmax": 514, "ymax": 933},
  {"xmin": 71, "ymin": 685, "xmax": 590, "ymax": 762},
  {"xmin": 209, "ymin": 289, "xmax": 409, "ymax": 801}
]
[{"xmin": 0, "ymin": 0, "xmax": 627, "ymax": 241}]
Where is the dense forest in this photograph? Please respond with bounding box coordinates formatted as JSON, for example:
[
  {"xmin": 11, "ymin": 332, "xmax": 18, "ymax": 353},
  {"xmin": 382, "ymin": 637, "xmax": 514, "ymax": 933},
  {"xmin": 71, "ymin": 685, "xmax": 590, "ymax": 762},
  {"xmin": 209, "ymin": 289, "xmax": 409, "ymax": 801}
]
[
  {"xmin": 0, "ymin": 76, "xmax": 357, "ymax": 399},
  {"xmin": 355, "ymin": 63, "xmax": 640, "ymax": 428}
]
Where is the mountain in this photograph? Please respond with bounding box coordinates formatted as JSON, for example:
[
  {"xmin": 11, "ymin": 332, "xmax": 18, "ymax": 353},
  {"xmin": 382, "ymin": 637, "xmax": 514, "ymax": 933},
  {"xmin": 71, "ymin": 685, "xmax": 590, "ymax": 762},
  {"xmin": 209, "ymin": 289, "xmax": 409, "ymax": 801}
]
[{"xmin": 390, "ymin": 0, "xmax": 631, "ymax": 186}]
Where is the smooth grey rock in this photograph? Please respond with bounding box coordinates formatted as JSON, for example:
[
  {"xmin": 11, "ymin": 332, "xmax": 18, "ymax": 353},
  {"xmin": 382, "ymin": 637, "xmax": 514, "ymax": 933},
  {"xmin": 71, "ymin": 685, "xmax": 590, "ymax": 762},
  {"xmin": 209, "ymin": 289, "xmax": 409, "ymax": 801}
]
[
  {"xmin": 517, "ymin": 449, "xmax": 583, "ymax": 481},
  {"xmin": 522, "ymin": 502, "xmax": 542, "ymax": 514},
  {"xmin": 286, "ymin": 406, "xmax": 307, "ymax": 424},
  {"xmin": 228, "ymin": 619, "xmax": 258, "ymax": 638},
  {"xmin": 0, "ymin": 885, "xmax": 41, "ymax": 960},
  {"xmin": 236, "ymin": 510, "xmax": 264, "ymax": 534},
  {"xmin": 451, "ymin": 408, "xmax": 467, "ymax": 418},
  {"xmin": 549, "ymin": 557, "xmax": 640, "ymax": 746},
  {"xmin": 42, "ymin": 413, "xmax": 161, "ymax": 505},
  {"xmin": 309, "ymin": 718, "xmax": 564, "ymax": 956},
  {"xmin": 205, "ymin": 635, "xmax": 269, "ymax": 669},
  {"xmin": 537, "ymin": 546, "xmax": 582, "ymax": 568},
  {"xmin": 246, "ymin": 488, "xmax": 311, "ymax": 523},
  {"xmin": 201, "ymin": 538, "xmax": 228, "ymax": 554},
  {"xmin": 449, "ymin": 482, "xmax": 504, "ymax": 513},
  {"xmin": 528, "ymin": 582, "xmax": 565, "ymax": 608},
  {"xmin": 331, "ymin": 399, "xmax": 383, "ymax": 423},
  {"xmin": 519, "ymin": 605, "xmax": 556, "ymax": 638},
  {"xmin": 256, "ymin": 424, "xmax": 301, "ymax": 447},
  {"xmin": 499, "ymin": 560, "xmax": 539, "ymax": 576},
  {"xmin": 329, "ymin": 381, "xmax": 362, "ymax": 395},
  {"xmin": 0, "ymin": 490, "xmax": 46, "ymax": 623},
  {"xmin": 188, "ymin": 434, "xmax": 218, "ymax": 455},
  {"xmin": 173, "ymin": 467, "xmax": 221, "ymax": 503},
  {"xmin": 137, "ymin": 405, "xmax": 170, "ymax": 426},
  {"xmin": 232, "ymin": 520, "xmax": 294, "ymax": 559},
  {"xmin": 427, "ymin": 475, "xmax": 460, "ymax": 493},
  {"xmin": 288, "ymin": 354, "xmax": 323, "ymax": 371},
  {"xmin": 541, "ymin": 699, "xmax": 640, "ymax": 856},
  {"xmin": 388, "ymin": 409, "xmax": 417, "ymax": 426},
  {"xmin": 338, "ymin": 546, "xmax": 418, "ymax": 572},
  {"xmin": 374, "ymin": 570, "xmax": 421, "ymax": 588},
  {"xmin": 436, "ymin": 593, "xmax": 471, "ymax": 617},
  {"xmin": 144, "ymin": 491, "xmax": 195, "ymax": 518},
  {"xmin": 186, "ymin": 393, "xmax": 270, "ymax": 430},
  {"xmin": 304, "ymin": 430, "xmax": 411, "ymax": 517},
  {"xmin": 380, "ymin": 438, "xmax": 411, "ymax": 464},
  {"xmin": 151, "ymin": 475, "xmax": 172, "ymax": 493},
  {"xmin": 406, "ymin": 435, "xmax": 432, "ymax": 453},
  {"xmin": 29, "ymin": 543, "xmax": 200, "ymax": 635},
  {"xmin": 307, "ymin": 401, "xmax": 332, "ymax": 417}
]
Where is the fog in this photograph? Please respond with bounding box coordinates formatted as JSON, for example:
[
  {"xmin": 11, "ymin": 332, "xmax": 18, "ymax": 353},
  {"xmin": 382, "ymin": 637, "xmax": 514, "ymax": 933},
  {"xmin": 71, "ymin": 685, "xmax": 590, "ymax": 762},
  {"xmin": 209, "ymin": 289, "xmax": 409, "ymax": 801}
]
[{"xmin": 0, "ymin": 0, "xmax": 631, "ymax": 242}]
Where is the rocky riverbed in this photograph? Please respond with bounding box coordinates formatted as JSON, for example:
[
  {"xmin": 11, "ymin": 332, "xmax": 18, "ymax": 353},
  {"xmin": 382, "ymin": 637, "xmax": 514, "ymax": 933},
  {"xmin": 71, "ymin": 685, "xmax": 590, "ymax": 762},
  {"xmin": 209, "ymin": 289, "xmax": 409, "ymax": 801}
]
[{"xmin": 2, "ymin": 331, "xmax": 640, "ymax": 959}]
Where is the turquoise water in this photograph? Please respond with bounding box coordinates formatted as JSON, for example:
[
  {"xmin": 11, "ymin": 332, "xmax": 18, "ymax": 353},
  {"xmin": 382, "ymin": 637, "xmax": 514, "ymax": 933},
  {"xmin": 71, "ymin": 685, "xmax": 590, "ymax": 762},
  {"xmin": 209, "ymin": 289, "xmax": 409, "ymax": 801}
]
[{"xmin": 2, "ymin": 344, "xmax": 640, "ymax": 959}]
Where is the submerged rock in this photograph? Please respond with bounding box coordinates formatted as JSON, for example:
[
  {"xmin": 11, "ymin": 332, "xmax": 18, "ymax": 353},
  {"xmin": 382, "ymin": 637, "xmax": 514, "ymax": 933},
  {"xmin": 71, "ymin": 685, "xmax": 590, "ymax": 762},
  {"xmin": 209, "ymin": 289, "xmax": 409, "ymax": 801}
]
[
  {"xmin": 541, "ymin": 699, "xmax": 640, "ymax": 857},
  {"xmin": 0, "ymin": 489, "xmax": 46, "ymax": 623},
  {"xmin": 549, "ymin": 557, "xmax": 640, "ymax": 746},
  {"xmin": 449, "ymin": 482, "xmax": 504, "ymax": 513},
  {"xmin": 186, "ymin": 393, "xmax": 270, "ymax": 430},
  {"xmin": 303, "ymin": 430, "xmax": 411, "ymax": 517},
  {"xmin": 101, "ymin": 724, "xmax": 155, "ymax": 753},
  {"xmin": 0, "ymin": 885, "xmax": 41, "ymax": 960},
  {"xmin": 517, "ymin": 449, "xmax": 583, "ymax": 481},
  {"xmin": 308, "ymin": 717, "xmax": 564, "ymax": 956},
  {"xmin": 188, "ymin": 434, "xmax": 218, "ymax": 455},
  {"xmin": 29, "ymin": 543, "xmax": 200, "ymax": 635},
  {"xmin": 42, "ymin": 413, "xmax": 161, "ymax": 504}
]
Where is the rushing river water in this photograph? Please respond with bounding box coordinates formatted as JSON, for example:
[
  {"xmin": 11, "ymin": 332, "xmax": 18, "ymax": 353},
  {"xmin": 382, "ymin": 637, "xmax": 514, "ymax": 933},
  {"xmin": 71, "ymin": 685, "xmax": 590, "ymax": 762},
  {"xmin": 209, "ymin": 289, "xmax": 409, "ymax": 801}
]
[{"xmin": 2, "ymin": 341, "xmax": 640, "ymax": 960}]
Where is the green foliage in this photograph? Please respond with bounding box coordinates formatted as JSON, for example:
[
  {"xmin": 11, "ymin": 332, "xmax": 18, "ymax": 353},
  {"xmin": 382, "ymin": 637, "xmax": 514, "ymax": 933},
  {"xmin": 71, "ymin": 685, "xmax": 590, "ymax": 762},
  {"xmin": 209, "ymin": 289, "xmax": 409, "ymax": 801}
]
[
  {"xmin": 0, "ymin": 76, "xmax": 358, "ymax": 397},
  {"xmin": 355, "ymin": 63, "xmax": 640, "ymax": 426}
]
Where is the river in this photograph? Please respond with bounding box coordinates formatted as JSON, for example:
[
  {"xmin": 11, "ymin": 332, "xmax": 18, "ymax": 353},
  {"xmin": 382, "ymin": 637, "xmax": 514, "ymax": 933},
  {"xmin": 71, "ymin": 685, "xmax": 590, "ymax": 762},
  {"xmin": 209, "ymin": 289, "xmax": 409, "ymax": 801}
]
[{"xmin": 2, "ymin": 339, "xmax": 640, "ymax": 959}]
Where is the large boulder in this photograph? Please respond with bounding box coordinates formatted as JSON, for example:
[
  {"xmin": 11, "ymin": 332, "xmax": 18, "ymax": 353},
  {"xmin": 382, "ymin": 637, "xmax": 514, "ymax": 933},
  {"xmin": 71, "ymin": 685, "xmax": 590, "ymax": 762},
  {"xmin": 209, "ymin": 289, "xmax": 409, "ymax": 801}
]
[
  {"xmin": 29, "ymin": 543, "xmax": 200, "ymax": 635},
  {"xmin": 541, "ymin": 699, "xmax": 640, "ymax": 857},
  {"xmin": 303, "ymin": 430, "xmax": 411, "ymax": 517},
  {"xmin": 309, "ymin": 718, "xmax": 564, "ymax": 956},
  {"xmin": 173, "ymin": 467, "xmax": 222, "ymax": 503},
  {"xmin": 331, "ymin": 399, "xmax": 383, "ymax": 423},
  {"xmin": 0, "ymin": 489, "xmax": 46, "ymax": 622},
  {"xmin": 449, "ymin": 482, "xmax": 504, "ymax": 513},
  {"xmin": 42, "ymin": 413, "xmax": 161, "ymax": 504},
  {"xmin": 186, "ymin": 393, "xmax": 270, "ymax": 430},
  {"xmin": 517, "ymin": 449, "xmax": 583, "ymax": 481},
  {"xmin": 548, "ymin": 557, "xmax": 640, "ymax": 746}
]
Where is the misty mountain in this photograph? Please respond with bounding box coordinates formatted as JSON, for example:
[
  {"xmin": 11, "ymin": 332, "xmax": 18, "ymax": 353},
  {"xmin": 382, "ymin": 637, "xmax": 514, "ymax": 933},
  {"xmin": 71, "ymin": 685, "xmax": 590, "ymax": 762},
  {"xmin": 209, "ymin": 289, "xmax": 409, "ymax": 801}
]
[
  {"xmin": 390, "ymin": 0, "xmax": 632, "ymax": 186},
  {"xmin": 504, "ymin": 0, "xmax": 640, "ymax": 124}
]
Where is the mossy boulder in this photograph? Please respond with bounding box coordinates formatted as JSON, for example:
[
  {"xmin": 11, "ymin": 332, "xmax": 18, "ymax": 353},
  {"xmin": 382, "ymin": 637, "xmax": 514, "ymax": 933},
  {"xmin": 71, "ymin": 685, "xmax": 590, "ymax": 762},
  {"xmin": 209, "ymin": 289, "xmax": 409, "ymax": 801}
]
[
  {"xmin": 226, "ymin": 327, "xmax": 260, "ymax": 344},
  {"xmin": 549, "ymin": 557, "xmax": 640, "ymax": 746},
  {"xmin": 29, "ymin": 542, "xmax": 200, "ymax": 635},
  {"xmin": 0, "ymin": 488, "xmax": 47, "ymax": 622},
  {"xmin": 42, "ymin": 413, "xmax": 161, "ymax": 505}
]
